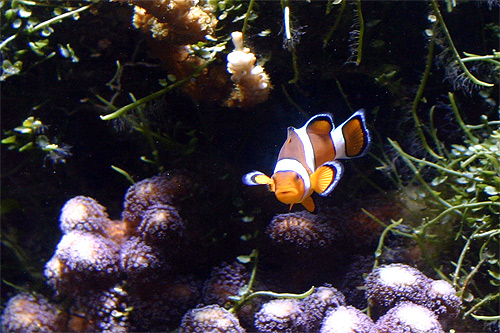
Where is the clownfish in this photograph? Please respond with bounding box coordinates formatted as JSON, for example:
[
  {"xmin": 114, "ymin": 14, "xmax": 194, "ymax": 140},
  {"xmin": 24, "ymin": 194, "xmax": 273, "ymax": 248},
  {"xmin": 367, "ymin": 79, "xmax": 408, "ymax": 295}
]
[{"xmin": 242, "ymin": 109, "xmax": 371, "ymax": 212}]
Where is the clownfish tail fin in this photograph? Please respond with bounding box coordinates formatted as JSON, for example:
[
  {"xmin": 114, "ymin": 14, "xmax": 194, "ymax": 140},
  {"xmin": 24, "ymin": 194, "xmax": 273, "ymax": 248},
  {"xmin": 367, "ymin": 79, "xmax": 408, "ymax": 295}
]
[
  {"xmin": 310, "ymin": 161, "xmax": 344, "ymax": 196},
  {"xmin": 339, "ymin": 109, "xmax": 371, "ymax": 158}
]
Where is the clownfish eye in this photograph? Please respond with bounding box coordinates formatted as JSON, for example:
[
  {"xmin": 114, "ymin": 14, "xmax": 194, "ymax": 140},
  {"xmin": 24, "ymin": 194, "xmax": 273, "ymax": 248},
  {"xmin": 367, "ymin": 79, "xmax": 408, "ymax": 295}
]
[{"xmin": 295, "ymin": 174, "xmax": 300, "ymax": 181}]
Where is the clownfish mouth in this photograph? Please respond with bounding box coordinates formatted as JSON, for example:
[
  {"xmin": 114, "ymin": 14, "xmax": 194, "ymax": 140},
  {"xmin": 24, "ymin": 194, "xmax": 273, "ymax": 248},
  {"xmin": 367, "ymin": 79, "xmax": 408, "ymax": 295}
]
[{"xmin": 275, "ymin": 188, "xmax": 302, "ymax": 204}]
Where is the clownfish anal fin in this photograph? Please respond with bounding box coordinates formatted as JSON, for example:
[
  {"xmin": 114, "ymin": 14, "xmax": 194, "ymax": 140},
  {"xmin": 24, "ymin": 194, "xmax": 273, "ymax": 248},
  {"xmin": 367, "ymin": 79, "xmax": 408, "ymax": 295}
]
[
  {"xmin": 310, "ymin": 161, "xmax": 344, "ymax": 196},
  {"xmin": 242, "ymin": 171, "xmax": 273, "ymax": 187},
  {"xmin": 306, "ymin": 114, "xmax": 334, "ymax": 135},
  {"xmin": 341, "ymin": 109, "xmax": 371, "ymax": 158},
  {"xmin": 301, "ymin": 196, "xmax": 315, "ymax": 212}
]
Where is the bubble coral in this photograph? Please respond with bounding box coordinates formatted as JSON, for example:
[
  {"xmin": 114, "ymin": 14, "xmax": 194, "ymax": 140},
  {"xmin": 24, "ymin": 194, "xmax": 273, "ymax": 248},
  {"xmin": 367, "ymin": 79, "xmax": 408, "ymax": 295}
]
[
  {"xmin": 1, "ymin": 293, "xmax": 67, "ymax": 333},
  {"xmin": 44, "ymin": 231, "xmax": 121, "ymax": 295},
  {"xmin": 364, "ymin": 263, "xmax": 431, "ymax": 309},
  {"xmin": 375, "ymin": 302, "xmax": 444, "ymax": 333},
  {"xmin": 59, "ymin": 195, "xmax": 110, "ymax": 235},
  {"xmin": 319, "ymin": 305, "xmax": 376, "ymax": 333},
  {"xmin": 179, "ymin": 304, "xmax": 246, "ymax": 333},
  {"xmin": 302, "ymin": 286, "xmax": 346, "ymax": 332},
  {"xmin": 202, "ymin": 261, "xmax": 250, "ymax": 306},
  {"xmin": 254, "ymin": 298, "xmax": 306, "ymax": 333},
  {"xmin": 266, "ymin": 211, "xmax": 336, "ymax": 249},
  {"xmin": 225, "ymin": 31, "xmax": 271, "ymax": 108}
]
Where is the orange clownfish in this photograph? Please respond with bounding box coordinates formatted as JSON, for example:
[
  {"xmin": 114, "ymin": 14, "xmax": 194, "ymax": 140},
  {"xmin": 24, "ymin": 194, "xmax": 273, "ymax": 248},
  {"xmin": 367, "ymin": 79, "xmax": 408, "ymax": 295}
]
[{"xmin": 242, "ymin": 110, "xmax": 371, "ymax": 212}]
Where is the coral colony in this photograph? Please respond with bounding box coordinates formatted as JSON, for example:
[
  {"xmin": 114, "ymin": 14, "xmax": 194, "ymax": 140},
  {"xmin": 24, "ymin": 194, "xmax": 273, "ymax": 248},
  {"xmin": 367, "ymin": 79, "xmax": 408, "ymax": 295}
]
[{"xmin": 1, "ymin": 173, "xmax": 463, "ymax": 332}]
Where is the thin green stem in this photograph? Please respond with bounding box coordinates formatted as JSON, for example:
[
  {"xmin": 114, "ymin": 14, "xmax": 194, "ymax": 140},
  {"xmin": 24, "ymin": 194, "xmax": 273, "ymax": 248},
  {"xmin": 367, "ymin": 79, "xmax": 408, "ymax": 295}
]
[
  {"xmin": 241, "ymin": 0, "xmax": 256, "ymax": 37},
  {"xmin": 389, "ymin": 139, "xmax": 482, "ymax": 181},
  {"xmin": 430, "ymin": 0, "xmax": 494, "ymax": 87},
  {"xmin": 448, "ymin": 92, "xmax": 478, "ymax": 143},
  {"xmin": 243, "ymin": 286, "xmax": 315, "ymax": 304},
  {"xmin": 281, "ymin": 85, "xmax": 308, "ymax": 118},
  {"xmin": 100, "ymin": 58, "xmax": 215, "ymax": 120},
  {"xmin": 410, "ymin": 28, "xmax": 444, "ymax": 160},
  {"xmin": 452, "ymin": 224, "xmax": 487, "ymax": 288},
  {"xmin": 420, "ymin": 202, "xmax": 498, "ymax": 232},
  {"xmin": 29, "ymin": 4, "xmax": 92, "ymax": 34},
  {"xmin": 323, "ymin": 0, "xmax": 347, "ymax": 48},
  {"xmin": 354, "ymin": 0, "xmax": 364, "ymax": 66}
]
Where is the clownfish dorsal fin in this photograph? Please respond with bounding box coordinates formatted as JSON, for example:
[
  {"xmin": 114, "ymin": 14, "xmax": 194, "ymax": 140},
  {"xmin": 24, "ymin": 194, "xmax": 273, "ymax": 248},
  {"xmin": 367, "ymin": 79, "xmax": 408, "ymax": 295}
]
[
  {"xmin": 306, "ymin": 114, "xmax": 334, "ymax": 135},
  {"xmin": 339, "ymin": 109, "xmax": 371, "ymax": 158},
  {"xmin": 310, "ymin": 161, "xmax": 344, "ymax": 196},
  {"xmin": 301, "ymin": 196, "xmax": 315, "ymax": 212},
  {"xmin": 242, "ymin": 171, "xmax": 273, "ymax": 186}
]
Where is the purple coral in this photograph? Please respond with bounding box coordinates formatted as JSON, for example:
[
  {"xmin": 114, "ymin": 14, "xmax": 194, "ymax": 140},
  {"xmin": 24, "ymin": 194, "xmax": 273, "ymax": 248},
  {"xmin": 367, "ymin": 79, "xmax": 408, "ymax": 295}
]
[
  {"xmin": 122, "ymin": 174, "xmax": 190, "ymax": 229},
  {"xmin": 119, "ymin": 236, "xmax": 166, "ymax": 282},
  {"xmin": 423, "ymin": 279, "xmax": 462, "ymax": 320},
  {"xmin": 202, "ymin": 261, "xmax": 250, "ymax": 306},
  {"xmin": 254, "ymin": 298, "xmax": 306, "ymax": 333},
  {"xmin": 179, "ymin": 304, "xmax": 246, "ymax": 333},
  {"xmin": 1, "ymin": 293, "xmax": 67, "ymax": 332},
  {"xmin": 365, "ymin": 263, "xmax": 431, "ymax": 309},
  {"xmin": 138, "ymin": 203, "xmax": 185, "ymax": 244},
  {"xmin": 375, "ymin": 302, "xmax": 444, "ymax": 333},
  {"xmin": 44, "ymin": 231, "xmax": 121, "ymax": 295},
  {"xmin": 302, "ymin": 286, "xmax": 346, "ymax": 332},
  {"xmin": 319, "ymin": 305, "xmax": 376, "ymax": 333},
  {"xmin": 59, "ymin": 196, "xmax": 110, "ymax": 235},
  {"xmin": 266, "ymin": 211, "xmax": 336, "ymax": 249},
  {"xmin": 130, "ymin": 274, "xmax": 201, "ymax": 331},
  {"xmin": 77, "ymin": 284, "xmax": 130, "ymax": 332}
]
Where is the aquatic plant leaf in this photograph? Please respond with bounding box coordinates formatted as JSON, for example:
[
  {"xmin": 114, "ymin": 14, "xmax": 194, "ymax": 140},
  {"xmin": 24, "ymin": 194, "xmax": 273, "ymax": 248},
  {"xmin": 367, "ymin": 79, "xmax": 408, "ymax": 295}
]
[{"xmin": 484, "ymin": 186, "xmax": 499, "ymax": 195}]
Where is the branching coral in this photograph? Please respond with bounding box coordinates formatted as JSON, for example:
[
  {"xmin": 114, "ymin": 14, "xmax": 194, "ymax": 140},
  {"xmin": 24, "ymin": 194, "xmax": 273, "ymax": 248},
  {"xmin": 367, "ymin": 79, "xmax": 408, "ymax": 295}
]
[
  {"xmin": 225, "ymin": 31, "xmax": 271, "ymax": 108},
  {"xmin": 109, "ymin": 0, "xmax": 230, "ymax": 103}
]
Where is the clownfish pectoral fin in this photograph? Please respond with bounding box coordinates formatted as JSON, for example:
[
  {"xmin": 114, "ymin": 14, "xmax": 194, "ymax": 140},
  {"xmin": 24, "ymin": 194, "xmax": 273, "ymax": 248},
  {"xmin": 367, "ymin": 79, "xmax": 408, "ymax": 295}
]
[
  {"xmin": 310, "ymin": 161, "xmax": 344, "ymax": 197},
  {"xmin": 300, "ymin": 196, "xmax": 316, "ymax": 212},
  {"xmin": 242, "ymin": 171, "xmax": 273, "ymax": 186},
  {"xmin": 338, "ymin": 109, "xmax": 371, "ymax": 158}
]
